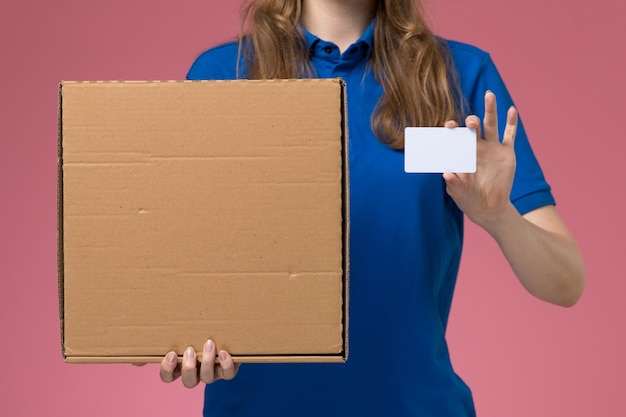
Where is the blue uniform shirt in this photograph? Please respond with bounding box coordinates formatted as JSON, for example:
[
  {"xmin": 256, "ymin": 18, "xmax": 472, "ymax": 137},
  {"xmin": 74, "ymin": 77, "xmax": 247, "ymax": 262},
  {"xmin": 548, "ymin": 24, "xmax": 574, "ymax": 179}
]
[{"xmin": 187, "ymin": 22, "xmax": 554, "ymax": 417}]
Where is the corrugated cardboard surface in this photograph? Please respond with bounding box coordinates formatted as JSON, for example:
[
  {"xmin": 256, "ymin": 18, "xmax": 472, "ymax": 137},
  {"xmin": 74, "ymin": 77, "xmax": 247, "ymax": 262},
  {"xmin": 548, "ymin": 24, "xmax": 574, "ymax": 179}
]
[{"xmin": 58, "ymin": 79, "xmax": 349, "ymax": 363}]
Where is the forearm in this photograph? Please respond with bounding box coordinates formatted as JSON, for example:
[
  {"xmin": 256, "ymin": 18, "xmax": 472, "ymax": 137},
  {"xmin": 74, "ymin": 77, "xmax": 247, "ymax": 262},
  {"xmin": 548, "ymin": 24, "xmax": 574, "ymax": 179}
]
[{"xmin": 482, "ymin": 203, "xmax": 585, "ymax": 307}]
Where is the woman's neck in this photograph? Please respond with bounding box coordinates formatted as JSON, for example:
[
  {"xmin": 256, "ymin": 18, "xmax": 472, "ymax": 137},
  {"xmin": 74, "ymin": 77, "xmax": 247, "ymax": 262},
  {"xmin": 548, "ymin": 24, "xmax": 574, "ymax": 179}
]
[{"xmin": 301, "ymin": 0, "xmax": 376, "ymax": 53}]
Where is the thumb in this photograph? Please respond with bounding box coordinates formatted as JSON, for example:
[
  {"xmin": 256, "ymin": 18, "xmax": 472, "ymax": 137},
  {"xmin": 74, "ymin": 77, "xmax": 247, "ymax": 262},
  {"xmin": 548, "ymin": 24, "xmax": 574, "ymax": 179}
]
[{"xmin": 442, "ymin": 172, "xmax": 462, "ymax": 199}]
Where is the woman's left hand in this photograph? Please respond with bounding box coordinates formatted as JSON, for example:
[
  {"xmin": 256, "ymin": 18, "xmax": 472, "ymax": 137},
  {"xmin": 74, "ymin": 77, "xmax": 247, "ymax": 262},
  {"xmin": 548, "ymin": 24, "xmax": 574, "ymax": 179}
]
[{"xmin": 442, "ymin": 90, "xmax": 518, "ymax": 233}]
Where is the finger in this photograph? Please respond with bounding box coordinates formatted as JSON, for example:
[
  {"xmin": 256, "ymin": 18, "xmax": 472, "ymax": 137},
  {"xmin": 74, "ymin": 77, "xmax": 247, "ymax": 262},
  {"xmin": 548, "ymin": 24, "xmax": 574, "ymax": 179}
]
[
  {"xmin": 199, "ymin": 340, "xmax": 217, "ymax": 384},
  {"xmin": 442, "ymin": 172, "xmax": 456, "ymax": 182},
  {"xmin": 464, "ymin": 115, "xmax": 481, "ymax": 141},
  {"xmin": 181, "ymin": 347, "xmax": 199, "ymax": 389},
  {"xmin": 442, "ymin": 172, "xmax": 461, "ymax": 199},
  {"xmin": 444, "ymin": 120, "xmax": 459, "ymax": 128},
  {"xmin": 160, "ymin": 351, "xmax": 180, "ymax": 383},
  {"xmin": 216, "ymin": 350, "xmax": 239, "ymax": 381},
  {"xmin": 483, "ymin": 90, "xmax": 499, "ymax": 141},
  {"xmin": 503, "ymin": 106, "xmax": 518, "ymax": 148}
]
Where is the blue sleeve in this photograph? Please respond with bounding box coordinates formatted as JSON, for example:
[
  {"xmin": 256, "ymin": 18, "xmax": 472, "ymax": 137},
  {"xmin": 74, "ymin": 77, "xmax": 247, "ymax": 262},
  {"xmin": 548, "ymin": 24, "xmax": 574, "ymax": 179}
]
[{"xmin": 449, "ymin": 42, "xmax": 555, "ymax": 214}]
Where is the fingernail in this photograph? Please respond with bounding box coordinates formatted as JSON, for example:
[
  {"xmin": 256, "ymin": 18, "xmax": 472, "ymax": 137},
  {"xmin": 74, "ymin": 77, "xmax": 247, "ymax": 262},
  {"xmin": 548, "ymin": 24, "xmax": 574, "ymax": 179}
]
[
  {"xmin": 219, "ymin": 350, "xmax": 228, "ymax": 362},
  {"xmin": 185, "ymin": 346, "xmax": 194, "ymax": 358},
  {"xmin": 204, "ymin": 339, "xmax": 214, "ymax": 353},
  {"xmin": 167, "ymin": 352, "xmax": 177, "ymax": 364}
]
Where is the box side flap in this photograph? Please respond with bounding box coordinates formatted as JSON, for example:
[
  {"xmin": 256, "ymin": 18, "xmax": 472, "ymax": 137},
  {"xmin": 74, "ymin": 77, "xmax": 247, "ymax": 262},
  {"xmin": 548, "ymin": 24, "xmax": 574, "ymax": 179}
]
[
  {"xmin": 338, "ymin": 78, "xmax": 350, "ymax": 361},
  {"xmin": 64, "ymin": 355, "xmax": 346, "ymax": 364},
  {"xmin": 57, "ymin": 82, "xmax": 66, "ymax": 360}
]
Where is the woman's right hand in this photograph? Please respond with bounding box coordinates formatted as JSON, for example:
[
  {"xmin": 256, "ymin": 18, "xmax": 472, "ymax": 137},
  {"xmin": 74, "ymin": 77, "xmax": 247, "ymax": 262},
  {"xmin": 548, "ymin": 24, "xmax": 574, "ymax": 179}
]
[{"xmin": 159, "ymin": 339, "xmax": 240, "ymax": 388}]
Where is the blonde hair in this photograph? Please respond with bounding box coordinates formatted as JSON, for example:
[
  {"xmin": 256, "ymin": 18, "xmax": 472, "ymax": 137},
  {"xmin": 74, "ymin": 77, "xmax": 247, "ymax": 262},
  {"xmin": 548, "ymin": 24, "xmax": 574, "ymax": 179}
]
[{"xmin": 238, "ymin": 0, "xmax": 463, "ymax": 149}]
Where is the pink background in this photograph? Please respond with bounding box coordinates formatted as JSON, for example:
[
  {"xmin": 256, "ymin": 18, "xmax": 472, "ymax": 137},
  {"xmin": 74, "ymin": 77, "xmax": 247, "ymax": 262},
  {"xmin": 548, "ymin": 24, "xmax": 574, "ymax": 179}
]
[{"xmin": 1, "ymin": 0, "xmax": 624, "ymax": 415}]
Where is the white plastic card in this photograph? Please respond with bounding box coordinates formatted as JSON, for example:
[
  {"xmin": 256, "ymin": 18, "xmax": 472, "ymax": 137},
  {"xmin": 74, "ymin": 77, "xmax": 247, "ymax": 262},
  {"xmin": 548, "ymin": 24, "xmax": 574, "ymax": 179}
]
[{"xmin": 404, "ymin": 127, "xmax": 476, "ymax": 173}]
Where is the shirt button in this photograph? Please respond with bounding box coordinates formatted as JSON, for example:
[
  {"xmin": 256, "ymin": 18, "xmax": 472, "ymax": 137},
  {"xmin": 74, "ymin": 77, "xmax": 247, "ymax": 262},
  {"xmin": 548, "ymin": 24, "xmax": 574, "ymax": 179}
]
[{"xmin": 324, "ymin": 46, "xmax": 333, "ymax": 54}]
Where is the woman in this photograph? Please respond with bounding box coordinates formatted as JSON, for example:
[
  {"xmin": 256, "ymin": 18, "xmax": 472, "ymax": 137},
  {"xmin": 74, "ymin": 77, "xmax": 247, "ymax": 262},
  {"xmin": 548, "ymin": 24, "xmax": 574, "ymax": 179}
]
[{"xmin": 160, "ymin": 0, "xmax": 585, "ymax": 415}]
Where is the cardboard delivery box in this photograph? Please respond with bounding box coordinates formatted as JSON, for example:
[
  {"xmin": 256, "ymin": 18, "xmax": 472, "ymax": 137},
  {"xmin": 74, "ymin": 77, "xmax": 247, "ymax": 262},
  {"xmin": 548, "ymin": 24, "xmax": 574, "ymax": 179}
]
[{"xmin": 57, "ymin": 79, "xmax": 349, "ymax": 363}]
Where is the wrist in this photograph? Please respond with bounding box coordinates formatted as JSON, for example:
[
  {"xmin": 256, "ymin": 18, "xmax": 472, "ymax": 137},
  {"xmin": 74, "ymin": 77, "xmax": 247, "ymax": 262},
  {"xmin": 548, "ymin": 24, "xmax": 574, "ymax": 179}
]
[{"xmin": 472, "ymin": 201, "xmax": 521, "ymax": 239}]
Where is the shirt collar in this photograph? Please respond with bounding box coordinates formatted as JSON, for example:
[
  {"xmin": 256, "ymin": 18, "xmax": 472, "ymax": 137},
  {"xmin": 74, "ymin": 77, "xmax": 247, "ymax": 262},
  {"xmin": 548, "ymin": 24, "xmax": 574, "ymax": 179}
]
[{"xmin": 302, "ymin": 19, "xmax": 375, "ymax": 60}]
